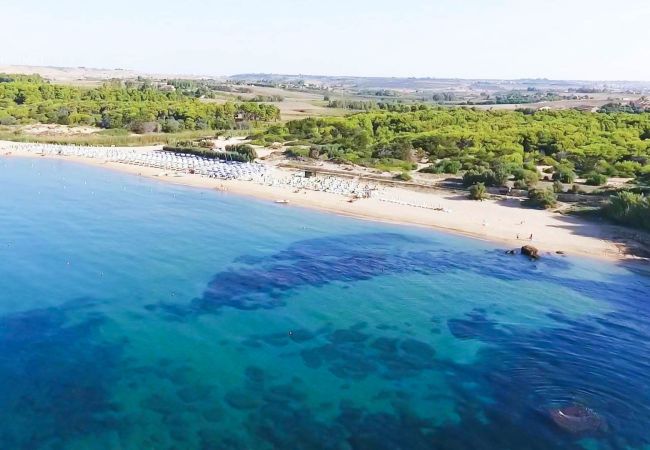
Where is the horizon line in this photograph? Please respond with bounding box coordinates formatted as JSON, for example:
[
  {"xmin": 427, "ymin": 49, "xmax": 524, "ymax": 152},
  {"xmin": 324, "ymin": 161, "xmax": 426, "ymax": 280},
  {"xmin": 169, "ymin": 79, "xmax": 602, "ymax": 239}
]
[{"xmin": 2, "ymin": 63, "xmax": 650, "ymax": 85}]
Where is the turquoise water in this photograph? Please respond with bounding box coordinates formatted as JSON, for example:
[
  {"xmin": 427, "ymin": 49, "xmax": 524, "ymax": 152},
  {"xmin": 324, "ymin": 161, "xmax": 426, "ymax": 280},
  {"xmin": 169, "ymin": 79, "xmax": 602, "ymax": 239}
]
[{"xmin": 1, "ymin": 156, "xmax": 649, "ymax": 450}]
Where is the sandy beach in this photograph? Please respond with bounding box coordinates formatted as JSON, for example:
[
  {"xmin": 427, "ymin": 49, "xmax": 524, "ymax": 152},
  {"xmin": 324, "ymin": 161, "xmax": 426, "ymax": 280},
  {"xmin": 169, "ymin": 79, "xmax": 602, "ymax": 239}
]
[{"xmin": 2, "ymin": 142, "xmax": 646, "ymax": 262}]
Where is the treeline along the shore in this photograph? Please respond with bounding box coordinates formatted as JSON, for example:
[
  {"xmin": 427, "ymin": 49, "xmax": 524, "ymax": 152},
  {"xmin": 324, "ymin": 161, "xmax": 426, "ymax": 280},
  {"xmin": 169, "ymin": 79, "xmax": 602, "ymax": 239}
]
[
  {"xmin": 255, "ymin": 106, "xmax": 650, "ymax": 184},
  {"xmin": 0, "ymin": 74, "xmax": 280, "ymax": 132}
]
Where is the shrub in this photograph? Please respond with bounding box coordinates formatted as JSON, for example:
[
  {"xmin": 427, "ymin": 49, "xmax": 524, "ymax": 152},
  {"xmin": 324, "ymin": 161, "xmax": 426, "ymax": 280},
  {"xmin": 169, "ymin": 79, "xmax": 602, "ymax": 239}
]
[
  {"xmin": 552, "ymin": 180, "xmax": 565, "ymax": 193},
  {"xmin": 585, "ymin": 172, "xmax": 608, "ymax": 186},
  {"xmin": 514, "ymin": 179, "xmax": 528, "ymax": 189},
  {"xmin": 613, "ymin": 160, "xmax": 642, "ymax": 178},
  {"xmin": 439, "ymin": 159, "xmax": 462, "ymax": 174},
  {"xmin": 395, "ymin": 172, "xmax": 412, "ymax": 181},
  {"xmin": 225, "ymin": 143, "xmax": 257, "ymax": 161},
  {"xmin": 468, "ymin": 182, "xmax": 487, "ymax": 201},
  {"xmin": 420, "ymin": 159, "xmax": 462, "ymax": 174},
  {"xmin": 129, "ymin": 121, "xmax": 159, "ymax": 134},
  {"xmin": 490, "ymin": 164, "xmax": 511, "ymax": 186},
  {"xmin": 463, "ymin": 169, "xmax": 485, "ymax": 186},
  {"xmin": 553, "ymin": 165, "xmax": 576, "ymax": 183},
  {"xmin": 525, "ymin": 188, "xmax": 557, "ymax": 209},
  {"xmin": 463, "ymin": 168, "xmax": 506, "ymax": 187},
  {"xmin": 372, "ymin": 139, "xmax": 415, "ymax": 161},
  {"xmin": 523, "ymin": 161, "xmax": 537, "ymax": 171},
  {"xmin": 541, "ymin": 156, "xmax": 558, "ymax": 166},
  {"xmin": 0, "ymin": 115, "xmax": 18, "ymax": 125},
  {"xmin": 603, "ymin": 191, "xmax": 650, "ymax": 231},
  {"xmin": 284, "ymin": 146, "xmax": 310, "ymax": 158},
  {"xmin": 593, "ymin": 160, "xmax": 617, "ymax": 176},
  {"xmin": 161, "ymin": 118, "xmax": 181, "ymax": 133},
  {"xmin": 513, "ymin": 168, "xmax": 539, "ymax": 186}
]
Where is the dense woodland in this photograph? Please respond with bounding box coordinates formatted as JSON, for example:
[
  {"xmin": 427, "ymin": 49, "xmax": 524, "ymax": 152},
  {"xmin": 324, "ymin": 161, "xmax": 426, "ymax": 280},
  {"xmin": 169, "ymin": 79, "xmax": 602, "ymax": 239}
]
[
  {"xmin": 257, "ymin": 106, "xmax": 650, "ymax": 182},
  {"xmin": 0, "ymin": 74, "xmax": 280, "ymax": 132}
]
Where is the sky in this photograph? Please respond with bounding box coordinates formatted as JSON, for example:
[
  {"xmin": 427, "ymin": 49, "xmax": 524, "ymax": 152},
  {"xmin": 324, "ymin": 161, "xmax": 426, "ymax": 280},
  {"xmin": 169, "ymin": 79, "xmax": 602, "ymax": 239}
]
[{"xmin": 2, "ymin": 0, "xmax": 649, "ymax": 80}]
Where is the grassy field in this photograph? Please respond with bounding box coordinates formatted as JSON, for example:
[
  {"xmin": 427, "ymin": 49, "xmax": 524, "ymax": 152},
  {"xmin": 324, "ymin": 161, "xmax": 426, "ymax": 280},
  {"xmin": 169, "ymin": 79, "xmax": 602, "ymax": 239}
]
[{"xmin": 200, "ymin": 84, "xmax": 349, "ymax": 120}]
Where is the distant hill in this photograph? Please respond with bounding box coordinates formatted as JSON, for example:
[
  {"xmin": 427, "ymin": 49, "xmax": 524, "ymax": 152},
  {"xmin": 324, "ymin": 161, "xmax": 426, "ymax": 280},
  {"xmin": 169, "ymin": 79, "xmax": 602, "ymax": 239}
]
[
  {"xmin": 0, "ymin": 65, "xmax": 141, "ymax": 82},
  {"xmin": 229, "ymin": 73, "xmax": 650, "ymax": 93},
  {"xmin": 0, "ymin": 65, "xmax": 222, "ymax": 84},
  {"xmin": 1, "ymin": 64, "xmax": 648, "ymax": 95}
]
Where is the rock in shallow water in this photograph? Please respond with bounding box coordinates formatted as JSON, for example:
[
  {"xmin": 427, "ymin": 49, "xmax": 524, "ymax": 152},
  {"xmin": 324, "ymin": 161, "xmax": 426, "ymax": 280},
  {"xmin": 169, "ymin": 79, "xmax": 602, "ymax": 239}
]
[
  {"xmin": 177, "ymin": 384, "xmax": 213, "ymax": 404},
  {"xmin": 521, "ymin": 245, "xmax": 540, "ymax": 259},
  {"xmin": 549, "ymin": 405, "xmax": 608, "ymax": 434}
]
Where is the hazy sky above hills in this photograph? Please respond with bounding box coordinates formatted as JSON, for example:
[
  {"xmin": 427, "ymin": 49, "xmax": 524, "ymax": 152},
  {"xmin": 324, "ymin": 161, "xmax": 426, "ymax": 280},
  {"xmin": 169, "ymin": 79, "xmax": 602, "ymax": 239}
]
[{"xmin": 2, "ymin": 0, "xmax": 649, "ymax": 80}]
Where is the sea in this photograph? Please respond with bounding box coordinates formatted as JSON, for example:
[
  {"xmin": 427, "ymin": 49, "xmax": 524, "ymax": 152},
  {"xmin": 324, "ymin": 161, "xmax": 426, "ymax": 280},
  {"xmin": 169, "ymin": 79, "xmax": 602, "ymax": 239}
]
[{"xmin": 1, "ymin": 156, "xmax": 649, "ymax": 450}]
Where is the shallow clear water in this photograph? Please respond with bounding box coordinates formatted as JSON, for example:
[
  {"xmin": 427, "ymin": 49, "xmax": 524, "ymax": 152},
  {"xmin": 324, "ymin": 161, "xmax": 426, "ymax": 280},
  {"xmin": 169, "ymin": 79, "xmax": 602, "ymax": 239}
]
[{"xmin": 1, "ymin": 157, "xmax": 649, "ymax": 450}]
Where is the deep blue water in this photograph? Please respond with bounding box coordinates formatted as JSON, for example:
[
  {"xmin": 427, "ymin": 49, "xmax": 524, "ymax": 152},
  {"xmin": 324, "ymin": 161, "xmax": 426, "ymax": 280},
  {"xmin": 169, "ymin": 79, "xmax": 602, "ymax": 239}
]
[{"xmin": 1, "ymin": 156, "xmax": 649, "ymax": 450}]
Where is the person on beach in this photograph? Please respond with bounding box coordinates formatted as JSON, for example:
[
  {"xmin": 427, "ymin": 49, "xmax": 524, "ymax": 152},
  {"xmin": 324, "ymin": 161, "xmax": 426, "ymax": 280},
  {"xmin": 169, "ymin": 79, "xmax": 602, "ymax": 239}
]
[{"xmin": 529, "ymin": 234, "xmax": 533, "ymax": 241}]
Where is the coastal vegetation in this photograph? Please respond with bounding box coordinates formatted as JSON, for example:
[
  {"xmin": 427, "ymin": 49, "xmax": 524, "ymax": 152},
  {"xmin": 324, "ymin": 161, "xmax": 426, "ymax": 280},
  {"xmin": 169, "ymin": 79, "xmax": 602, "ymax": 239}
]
[
  {"xmin": 0, "ymin": 74, "xmax": 280, "ymax": 133},
  {"xmin": 598, "ymin": 102, "xmax": 650, "ymax": 114},
  {"xmin": 525, "ymin": 188, "xmax": 558, "ymax": 209},
  {"xmin": 420, "ymin": 158, "xmax": 462, "ymax": 175},
  {"xmin": 394, "ymin": 172, "xmax": 412, "ymax": 182},
  {"xmin": 166, "ymin": 79, "xmax": 253, "ymax": 97},
  {"xmin": 603, "ymin": 191, "xmax": 650, "ymax": 231},
  {"xmin": 326, "ymin": 99, "xmax": 381, "ymax": 111},
  {"xmin": 162, "ymin": 143, "xmax": 258, "ymax": 162},
  {"xmin": 468, "ymin": 183, "xmax": 487, "ymax": 201},
  {"xmin": 256, "ymin": 106, "xmax": 650, "ymax": 184}
]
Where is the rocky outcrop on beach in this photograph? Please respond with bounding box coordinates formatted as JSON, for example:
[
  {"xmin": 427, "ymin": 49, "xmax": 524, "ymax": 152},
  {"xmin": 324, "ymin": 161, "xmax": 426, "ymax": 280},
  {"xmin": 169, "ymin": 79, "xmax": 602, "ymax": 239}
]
[{"xmin": 521, "ymin": 245, "xmax": 540, "ymax": 259}]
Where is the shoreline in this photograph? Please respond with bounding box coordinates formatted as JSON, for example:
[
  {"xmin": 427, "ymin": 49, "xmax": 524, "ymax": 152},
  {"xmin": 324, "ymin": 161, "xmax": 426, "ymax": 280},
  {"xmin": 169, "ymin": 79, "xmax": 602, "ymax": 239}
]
[{"xmin": 2, "ymin": 146, "xmax": 647, "ymax": 263}]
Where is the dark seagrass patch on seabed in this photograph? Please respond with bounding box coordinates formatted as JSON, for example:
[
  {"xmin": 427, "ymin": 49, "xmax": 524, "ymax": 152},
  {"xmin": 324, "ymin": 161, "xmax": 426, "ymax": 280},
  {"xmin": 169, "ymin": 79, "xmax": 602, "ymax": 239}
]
[
  {"xmin": 147, "ymin": 232, "xmax": 584, "ymax": 319},
  {"xmin": 0, "ymin": 297, "xmax": 126, "ymax": 448}
]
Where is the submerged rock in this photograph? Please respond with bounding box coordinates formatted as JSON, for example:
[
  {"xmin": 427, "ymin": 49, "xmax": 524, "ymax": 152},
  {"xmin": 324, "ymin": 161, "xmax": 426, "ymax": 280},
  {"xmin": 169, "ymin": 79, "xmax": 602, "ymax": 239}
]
[
  {"xmin": 176, "ymin": 385, "xmax": 213, "ymax": 404},
  {"xmin": 225, "ymin": 389, "xmax": 262, "ymax": 410},
  {"xmin": 245, "ymin": 366, "xmax": 266, "ymax": 385},
  {"xmin": 202, "ymin": 405, "xmax": 225, "ymax": 423},
  {"xmin": 549, "ymin": 405, "xmax": 607, "ymax": 434}
]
